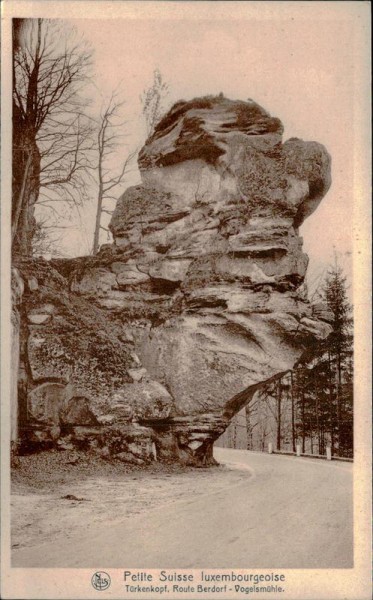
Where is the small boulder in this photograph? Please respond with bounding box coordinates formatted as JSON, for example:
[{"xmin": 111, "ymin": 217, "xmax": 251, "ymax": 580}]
[
  {"xmin": 149, "ymin": 259, "xmax": 191, "ymax": 282},
  {"xmin": 71, "ymin": 268, "xmax": 117, "ymax": 296},
  {"xmin": 127, "ymin": 367, "xmax": 147, "ymax": 382},
  {"xmin": 28, "ymin": 383, "xmax": 67, "ymax": 425},
  {"xmin": 116, "ymin": 451, "xmax": 145, "ymax": 465},
  {"xmin": 61, "ymin": 397, "xmax": 98, "ymax": 426},
  {"xmin": 116, "ymin": 266, "xmax": 150, "ymax": 286},
  {"xmin": 97, "ymin": 414, "xmax": 116, "ymax": 425},
  {"xmin": 27, "ymin": 277, "xmax": 38, "ymax": 291},
  {"xmin": 27, "ymin": 313, "xmax": 51, "ymax": 325}
]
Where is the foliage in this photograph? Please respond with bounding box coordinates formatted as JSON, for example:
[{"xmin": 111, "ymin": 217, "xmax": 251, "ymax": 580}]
[
  {"xmin": 16, "ymin": 259, "xmax": 133, "ymax": 402},
  {"xmin": 286, "ymin": 263, "xmax": 352, "ymax": 456},
  {"xmin": 141, "ymin": 68, "xmax": 170, "ymax": 137},
  {"xmin": 236, "ymin": 146, "xmax": 292, "ymax": 220}
]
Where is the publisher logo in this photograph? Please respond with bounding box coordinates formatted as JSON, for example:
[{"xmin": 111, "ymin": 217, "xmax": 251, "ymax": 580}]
[{"xmin": 91, "ymin": 571, "xmax": 111, "ymax": 591}]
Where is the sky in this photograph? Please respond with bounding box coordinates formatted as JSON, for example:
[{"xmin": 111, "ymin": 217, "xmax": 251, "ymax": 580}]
[{"xmin": 17, "ymin": 2, "xmax": 363, "ymax": 290}]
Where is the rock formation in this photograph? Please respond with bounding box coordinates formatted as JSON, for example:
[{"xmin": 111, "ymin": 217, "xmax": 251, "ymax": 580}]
[{"xmin": 13, "ymin": 96, "xmax": 333, "ymax": 466}]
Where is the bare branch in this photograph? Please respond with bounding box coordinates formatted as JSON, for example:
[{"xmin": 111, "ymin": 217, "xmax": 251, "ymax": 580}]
[
  {"xmin": 91, "ymin": 92, "xmax": 137, "ymax": 254},
  {"xmin": 12, "ymin": 17, "xmax": 93, "ymax": 256}
]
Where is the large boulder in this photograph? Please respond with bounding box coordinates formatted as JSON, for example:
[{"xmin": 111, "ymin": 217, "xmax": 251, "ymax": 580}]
[
  {"xmin": 13, "ymin": 96, "xmax": 333, "ymax": 466},
  {"xmin": 108, "ymin": 96, "xmax": 332, "ymax": 463}
]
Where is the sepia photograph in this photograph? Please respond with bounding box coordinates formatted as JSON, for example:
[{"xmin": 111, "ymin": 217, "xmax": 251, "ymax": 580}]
[{"xmin": 1, "ymin": 1, "xmax": 371, "ymax": 599}]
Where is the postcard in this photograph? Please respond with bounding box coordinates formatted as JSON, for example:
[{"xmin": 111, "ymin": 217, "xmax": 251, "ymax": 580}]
[{"xmin": 1, "ymin": 2, "xmax": 371, "ymax": 599}]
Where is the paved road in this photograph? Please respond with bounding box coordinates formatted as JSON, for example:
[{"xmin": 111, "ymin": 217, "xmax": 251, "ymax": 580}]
[{"xmin": 12, "ymin": 448, "xmax": 353, "ymax": 568}]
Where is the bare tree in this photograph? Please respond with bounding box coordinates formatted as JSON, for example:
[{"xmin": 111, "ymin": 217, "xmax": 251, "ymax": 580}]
[
  {"xmin": 92, "ymin": 92, "xmax": 137, "ymax": 255},
  {"xmin": 12, "ymin": 18, "xmax": 93, "ymax": 256},
  {"xmin": 32, "ymin": 216, "xmax": 65, "ymax": 258},
  {"xmin": 276, "ymin": 379, "xmax": 282, "ymax": 451},
  {"xmin": 141, "ymin": 68, "xmax": 169, "ymax": 138},
  {"xmin": 245, "ymin": 398, "xmax": 260, "ymax": 450}
]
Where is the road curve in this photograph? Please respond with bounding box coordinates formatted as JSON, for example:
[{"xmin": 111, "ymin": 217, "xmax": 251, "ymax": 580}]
[{"xmin": 12, "ymin": 448, "xmax": 353, "ymax": 568}]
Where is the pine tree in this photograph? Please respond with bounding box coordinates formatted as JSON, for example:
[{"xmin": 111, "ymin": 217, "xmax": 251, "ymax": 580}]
[
  {"xmin": 289, "ymin": 261, "xmax": 353, "ymax": 457},
  {"xmin": 322, "ymin": 263, "xmax": 353, "ymax": 456}
]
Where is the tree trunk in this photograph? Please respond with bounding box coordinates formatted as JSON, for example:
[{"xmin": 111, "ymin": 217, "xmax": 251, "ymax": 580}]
[
  {"xmin": 226, "ymin": 422, "xmax": 233, "ymax": 448},
  {"xmin": 260, "ymin": 424, "xmax": 267, "ymax": 452},
  {"xmin": 320, "ymin": 428, "xmax": 325, "ymax": 456},
  {"xmin": 328, "ymin": 351, "xmax": 335, "ymax": 456},
  {"xmin": 290, "ymin": 371, "xmax": 296, "ymax": 452},
  {"xmin": 276, "ymin": 379, "xmax": 282, "ymax": 451},
  {"xmin": 315, "ymin": 393, "xmax": 320, "ymax": 455},
  {"xmin": 232, "ymin": 415, "xmax": 237, "ymax": 448},
  {"xmin": 12, "ymin": 102, "xmax": 40, "ymax": 257},
  {"xmin": 12, "ymin": 151, "xmax": 32, "ymax": 245},
  {"xmin": 245, "ymin": 404, "xmax": 253, "ymax": 450},
  {"xmin": 336, "ymin": 353, "xmax": 343, "ymax": 456},
  {"xmin": 92, "ymin": 184, "xmax": 104, "ymax": 254},
  {"xmin": 12, "ymin": 144, "xmax": 40, "ymax": 256},
  {"xmin": 301, "ymin": 388, "xmax": 306, "ymax": 453}
]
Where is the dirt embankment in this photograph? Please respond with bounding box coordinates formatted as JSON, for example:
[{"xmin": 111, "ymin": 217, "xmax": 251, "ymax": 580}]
[{"xmin": 12, "ymin": 449, "xmax": 248, "ymax": 551}]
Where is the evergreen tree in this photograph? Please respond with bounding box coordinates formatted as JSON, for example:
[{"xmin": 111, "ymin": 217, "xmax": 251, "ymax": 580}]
[
  {"xmin": 296, "ymin": 263, "xmax": 353, "ymax": 456},
  {"xmin": 289, "ymin": 261, "xmax": 353, "ymax": 457},
  {"xmin": 322, "ymin": 263, "xmax": 353, "ymax": 456}
]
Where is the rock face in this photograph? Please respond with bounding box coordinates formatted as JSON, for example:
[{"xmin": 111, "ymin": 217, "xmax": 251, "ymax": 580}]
[
  {"xmin": 13, "ymin": 96, "xmax": 333, "ymax": 466},
  {"xmin": 11, "ymin": 269, "xmax": 24, "ymax": 446}
]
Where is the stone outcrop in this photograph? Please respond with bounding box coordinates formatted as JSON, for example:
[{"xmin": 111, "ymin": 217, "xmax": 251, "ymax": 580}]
[
  {"xmin": 11, "ymin": 269, "xmax": 24, "ymax": 448},
  {"xmin": 13, "ymin": 96, "xmax": 333, "ymax": 466}
]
